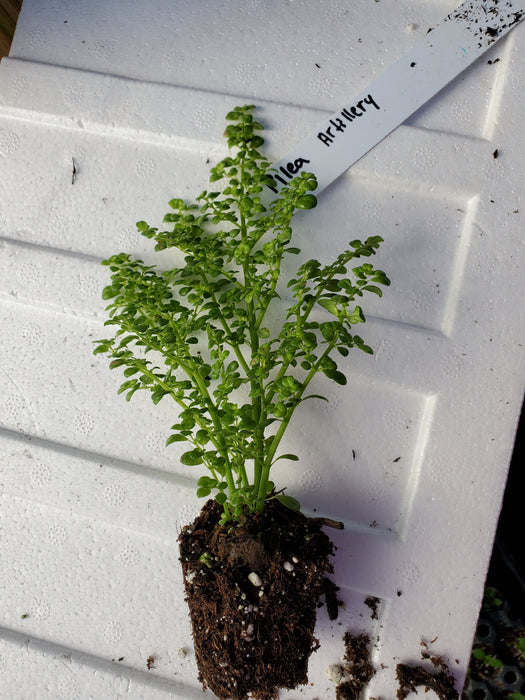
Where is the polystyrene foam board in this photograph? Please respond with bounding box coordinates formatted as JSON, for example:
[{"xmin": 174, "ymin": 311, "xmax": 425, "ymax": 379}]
[{"xmin": 1, "ymin": 2, "xmax": 524, "ymax": 698}]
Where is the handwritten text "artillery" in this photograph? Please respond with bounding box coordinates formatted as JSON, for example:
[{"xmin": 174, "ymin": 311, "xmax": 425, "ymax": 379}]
[{"xmin": 317, "ymin": 94, "xmax": 380, "ymax": 147}]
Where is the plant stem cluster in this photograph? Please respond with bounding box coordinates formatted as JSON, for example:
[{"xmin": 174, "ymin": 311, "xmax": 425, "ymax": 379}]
[{"xmin": 94, "ymin": 105, "xmax": 390, "ymax": 523}]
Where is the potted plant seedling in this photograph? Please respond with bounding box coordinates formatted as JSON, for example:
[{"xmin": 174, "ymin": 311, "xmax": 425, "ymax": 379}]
[{"xmin": 94, "ymin": 105, "xmax": 390, "ymax": 700}]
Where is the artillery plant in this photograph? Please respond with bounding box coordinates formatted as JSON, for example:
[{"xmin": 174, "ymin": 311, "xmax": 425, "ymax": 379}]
[{"xmin": 94, "ymin": 105, "xmax": 389, "ymax": 525}]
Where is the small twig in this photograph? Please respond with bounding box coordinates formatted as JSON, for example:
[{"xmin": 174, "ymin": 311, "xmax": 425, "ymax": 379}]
[{"xmin": 310, "ymin": 516, "xmax": 344, "ymax": 530}]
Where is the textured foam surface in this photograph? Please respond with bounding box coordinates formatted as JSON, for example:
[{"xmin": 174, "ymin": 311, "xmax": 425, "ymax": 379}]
[{"xmin": 1, "ymin": 1, "xmax": 524, "ymax": 698}]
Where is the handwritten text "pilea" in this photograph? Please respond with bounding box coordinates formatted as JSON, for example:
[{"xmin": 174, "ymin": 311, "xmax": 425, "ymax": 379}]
[{"xmin": 266, "ymin": 157, "xmax": 312, "ymax": 194}]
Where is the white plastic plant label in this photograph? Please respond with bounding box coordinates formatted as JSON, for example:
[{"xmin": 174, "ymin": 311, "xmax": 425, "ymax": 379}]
[{"xmin": 264, "ymin": 0, "xmax": 524, "ymax": 198}]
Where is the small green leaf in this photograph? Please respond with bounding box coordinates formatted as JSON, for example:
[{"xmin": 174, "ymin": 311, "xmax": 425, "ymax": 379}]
[
  {"xmin": 348, "ymin": 305, "xmax": 366, "ymax": 324},
  {"xmin": 109, "ymin": 359, "xmax": 126, "ymax": 369},
  {"xmin": 215, "ymin": 491, "xmax": 227, "ymax": 505},
  {"xmin": 302, "ymin": 394, "xmax": 328, "ymax": 402},
  {"xmin": 354, "ymin": 335, "xmax": 373, "ymax": 354},
  {"xmin": 195, "ymin": 429, "xmax": 211, "ymax": 445},
  {"xmin": 276, "ymin": 494, "xmax": 301, "ymax": 511},
  {"xmin": 274, "ymin": 453, "xmax": 299, "ymax": 463},
  {"xmin": 125, "ymin": 387, "xmax": 140, "ymax": 401},
  {"xmin": 181, "ymin": 450, "xmax": 204, "ymax": 466},
  {"xmin": 363, "ymin": 285, "xmax": 382, "ymax": 297},
  {"xmin": 318, "ymin": 298, "xmax": 338, "ymax": 316},
  {"xmin": 296, "ymin": 194, "xmax": 317, "ymax": 210},
  {"xmin": 281, "ymin": 375, "xmax": 301, "ymax": 392},
  {"xmin": 123, "ymin": 366, "xmax": 140, "ymax": 377},
  {"xmin": 166, "ymin": 434, "xmax": 187, "ymax": 445},
  {"xmin": 320, "ymin": 322, "xmax": 337, "ymax": 342},
  {"xmin": 102, "ymin": 285, "xmax": 119, "ymax": 300},
  {"xmin": 151, "ymin": 389, "xmax": 168, "ymax": 405},
  {"xmin": 117, "ymin": 379, "xmax": 138, "ymax": 393},
  {"xmin": 324, "ymin": 369, "xmax": 347, "ymax": 385},
  {"xmin": 197, "ymin": 486, "xmax": 211, "ymax": 498},
  {"xmin": 273, "ymin": 402, "xmax": 287, "ymax": 418},
  {"xmin": 93, "ymin": 344, "xmax": 109, "ymax": 355}
]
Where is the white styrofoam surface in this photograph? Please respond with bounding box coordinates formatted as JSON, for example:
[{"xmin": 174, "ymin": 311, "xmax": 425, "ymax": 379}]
[{"xmin": 1, "ymin": 1, "xmax": 524, "ymax": 698}]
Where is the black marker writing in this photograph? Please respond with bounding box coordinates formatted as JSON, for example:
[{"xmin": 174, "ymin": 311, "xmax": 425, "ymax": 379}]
[
  {"xmin": 265, "ymin": 157, "xmax": 311, "ymax": 193},
  {"xmin": 317, "ymin": 94, "xmax": 380, "ymax": 147}
]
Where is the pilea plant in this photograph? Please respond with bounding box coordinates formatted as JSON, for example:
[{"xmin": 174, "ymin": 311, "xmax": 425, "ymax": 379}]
[
  {"xmin": 94, "ymin": 105, "xmax": 391, "ymax": 700},
  {"xmin": 94, "ymin": 104, "xmax": 389, "ymax": 524}
]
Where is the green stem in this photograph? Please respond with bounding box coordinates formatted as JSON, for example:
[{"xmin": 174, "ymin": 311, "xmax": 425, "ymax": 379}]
[
  {"xmin": 237, "ymin": 153, "xmax": 266, "ymax": 506},
  {"xmin": 185, "ymin": 361, "xmax": 239, "ymax": 498},
  {"xmin": 255, "ymin": 341, "xmax": 336, "ymax": 512},
  {"xmin": 236, "ymin": 459, "xmax": 249, "ymax": 489}
]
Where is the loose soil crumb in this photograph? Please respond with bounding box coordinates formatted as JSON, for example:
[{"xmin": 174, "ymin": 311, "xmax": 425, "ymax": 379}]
[
  {"xmin": 178, "ymin": 499, "xmax": 336, "ymax": 700},
  {"xmin": 336, "ymin": 633, "xmax": 376, "ymax": 700},
  {"xmin": 365, "ymin": 596, "xmax": 381, "ymax": 620},
  {"xmin": 396, "ymin": 642, "xmax": 458, "ymax": 699},
  {"xmin": 322, "ymin": 577, "xmax": 341, "ymax": 621}
]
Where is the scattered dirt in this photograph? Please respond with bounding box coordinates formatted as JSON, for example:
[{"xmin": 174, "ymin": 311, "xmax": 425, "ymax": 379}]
[
  {"xmin": 446, "ymin": 0, "xmax": 523, "ymax": 50},
  {"xmin": 178, "ymin": 498, "xmax": 336, "ymax": 700},
  {"xmin": 396, "ymin": 642, "xmax": 458, "ymax": 699},
  {"xmin": 336, "ymin": 633, "xmax": 376, "ymax": 700},
  {"xmin": 365, "ymin": 596, "xmax": 381, "ymax": 620}
]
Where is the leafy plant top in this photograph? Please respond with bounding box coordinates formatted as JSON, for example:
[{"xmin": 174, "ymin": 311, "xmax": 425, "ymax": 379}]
[{"xmin": 94, "ymin": 105, "xmax": 390, "ymax": 523}]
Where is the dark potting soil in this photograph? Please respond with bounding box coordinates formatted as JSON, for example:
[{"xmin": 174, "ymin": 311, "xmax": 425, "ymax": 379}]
[
  {"xmin": 336, "ymin": 633, "xmax": 376, "ymax": 700},
  {"xmin": 396, "ymin": 642, "xmax": 459, "ymax": 700},
  {"xmin": 178, "ymin": 498, "xmax": 337, "ymax": 700}
]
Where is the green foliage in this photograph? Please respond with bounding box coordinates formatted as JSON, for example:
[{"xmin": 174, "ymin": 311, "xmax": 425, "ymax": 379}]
[
  {"xmin": 471, "ymin": 647, "xmax": 504, "ymax": 669},
  {"xmin": 517, "ymin": 636, "xmax": 525, "ymax": 660},
  {"xmin": 482, "ymin": 585, "xmax": 504, "ymax": 611},
  {"xmin": 94, "ymin": 105, "xmax": 390, "ymax": 523}
]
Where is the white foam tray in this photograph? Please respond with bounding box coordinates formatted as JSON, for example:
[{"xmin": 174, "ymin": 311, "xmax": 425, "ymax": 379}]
[{"xmin": 1, "ymin": 1, "xmax": 524, "ymax": 698}]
